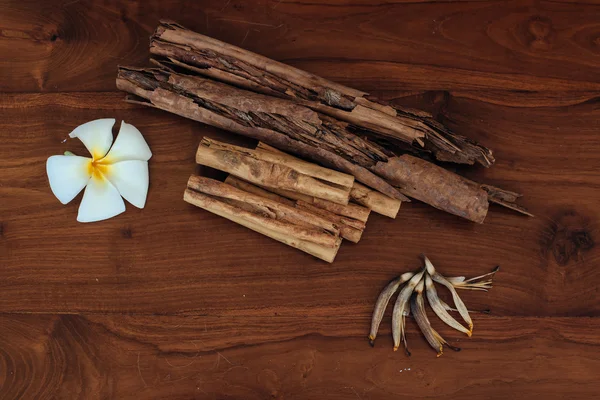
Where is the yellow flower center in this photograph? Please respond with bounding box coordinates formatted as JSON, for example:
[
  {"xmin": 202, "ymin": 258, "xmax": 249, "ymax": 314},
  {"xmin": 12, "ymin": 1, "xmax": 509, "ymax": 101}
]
[{"xmin": 87, "ymin": 159, "xmax": 110, "ymax": 182}]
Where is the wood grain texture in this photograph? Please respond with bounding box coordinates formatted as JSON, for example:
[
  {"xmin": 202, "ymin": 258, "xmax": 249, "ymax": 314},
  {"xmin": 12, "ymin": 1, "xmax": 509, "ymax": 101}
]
[
  {"xmin": 2, "ymin": 0, "xmax": 600, "ymax": 92},
  {"xmin": 1, "ymin": 314, "xmax": 600, "ymax": 399},
  {"xmin": 1, "ymin": 0, "xmax": 600, "ymax": 398}
]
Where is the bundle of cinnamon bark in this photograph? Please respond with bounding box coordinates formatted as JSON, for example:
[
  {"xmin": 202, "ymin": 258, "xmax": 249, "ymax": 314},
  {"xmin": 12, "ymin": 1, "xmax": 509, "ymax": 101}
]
[
  {"xmin": 184, "ymin": 137, "xmax": 401, "ymax": 262},
  {"xmin": 117, "ymin": 20, "xmax": 531, "ymax": 225}
]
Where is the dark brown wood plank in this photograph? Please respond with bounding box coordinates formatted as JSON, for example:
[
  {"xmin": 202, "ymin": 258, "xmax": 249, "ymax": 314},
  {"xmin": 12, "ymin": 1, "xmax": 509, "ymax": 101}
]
[
  {"xmin": 2, "ymin": 0, "xmax": 600, "ymax": 398},
  {"xmin": 1, "ymin": 0, "xmax": 600, "ymax": 92},
  {"xmin": 1, "ymin": 92, "xmax": 598, "ymax": 316},
  {"xmin": 0, "ymin": 313, "xmax": 598, "ymax": 399}
]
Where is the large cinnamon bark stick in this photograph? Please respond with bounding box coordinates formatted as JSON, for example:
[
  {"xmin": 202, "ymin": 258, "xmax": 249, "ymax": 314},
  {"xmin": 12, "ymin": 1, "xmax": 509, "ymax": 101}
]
[
  {"xmin": 372, "ymin": 156, "xmax": 489, "ymax": 223},
  {"xmin": 150, "ymin": 20, "xmax": 494, "ymax": 167},
  {"xmin": 372, "ymin": 156, "xmax": 534, "ymax": 222},
  {"xmin": 117, "ymin": 66, "xmax": 528, "ymax": 223},
  {"xmin": 116, "ymin": 66, "xmax": 405, "ymax": 201},
  {"xmin": 184, "ymin": 176, "xmax": 342, "ymax": 262}
]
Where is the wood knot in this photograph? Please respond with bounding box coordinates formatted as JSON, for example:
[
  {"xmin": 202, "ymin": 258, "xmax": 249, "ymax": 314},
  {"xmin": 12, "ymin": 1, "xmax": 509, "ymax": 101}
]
[
  {"xmin": 590, "ymin": 34, "xmax": 600, "ymax": 53},
  {"xmin": 120, "ymin": 8, "xmax": 129, "ymax": 23},
  {"xmin": 540, "ymin": 209, "xmax": 594, "ymax": 266},
  {"xmin": 526, "ymin": 16, "xmax": 554, "ymax": 50},
  {"xmin": 49, "ymin": 33, "xmax": 58, "ymax": 42},
  {"xmin": 428, "ymin": 90, "xmax": 450, "ymax": 122},
  {"xmin": 121, "ymin": 227, "xmax": 133, "ymax": 239}
]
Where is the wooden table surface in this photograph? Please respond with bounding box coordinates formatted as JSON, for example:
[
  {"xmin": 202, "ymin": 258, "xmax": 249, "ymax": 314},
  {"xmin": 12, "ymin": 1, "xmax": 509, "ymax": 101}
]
[{"xmin": 2, "ymin": 0, "xmax": 600, "ymax": 398}]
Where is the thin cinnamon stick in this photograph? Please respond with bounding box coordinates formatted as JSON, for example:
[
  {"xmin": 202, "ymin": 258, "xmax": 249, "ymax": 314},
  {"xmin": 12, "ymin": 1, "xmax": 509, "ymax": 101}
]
[
  {"xmin": 225, "ymin": 176, "xmax": 367, "ymax": 243},
  {"xmin": 150, "ymin": 20, "xmax": 494, "ymax": 167},
  {"xmin": 184, "ymin": 188, "xmax": 341, "ymax": 262},
  {"xmin": 350, "ymin": 182, "xmax": 401, "ymax": 219},
  {"xmin": 252, "ymin": 144, "xmax": 354, "ymax": 189},
  {"xmin": 266, "ymin": 185, "xmax": 371, "ymax": 224},
  {"xmin": 257, "ymin": 142, "xmax": 400, "ymax": 219},
  {"xmin": 224, "ymin": 175, "xmax": 294, "ymax": 206},
  {"xmin": 297, "ymin": 201, "xmax": 366, "ymax": 243},
  {"xmin": 196, "ymin": 137, "xmax": 351, "ymax": 205},
  {"xmin": 188, "ymin": 175, "xmax": 340, "ymax": 239}
]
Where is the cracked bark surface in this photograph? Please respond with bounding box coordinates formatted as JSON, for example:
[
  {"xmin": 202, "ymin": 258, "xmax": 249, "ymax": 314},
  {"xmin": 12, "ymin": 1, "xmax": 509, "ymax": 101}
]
[
  {"xmin": 117, "ymin": 66, "xmax": 404, "ymax": 202},
  {"xmin": 150, "ymin": 21, "xmax": 494, "ymax": 168},
  {"xmin": 117, "ymin": 66, "xmax": 528, "ymax": 223}
]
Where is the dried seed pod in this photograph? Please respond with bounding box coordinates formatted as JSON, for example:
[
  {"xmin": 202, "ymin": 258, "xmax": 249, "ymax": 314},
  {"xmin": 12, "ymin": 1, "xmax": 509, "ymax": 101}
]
[
  {"xmin": 401, "ymin": 301, "xmax": 411, "ymax": 356},
  {"xmin": 448, "ymin": 266, "xmax": 499, "ymax": 291},
  {"xmin": 368, "ymin": 272, "xmax": 414, "ymax": 347},
  {"xmin": 368, "ymin": 255, "xmax": 497, "ymax": 356},
  {"xmin": 439, "ymin": 298, "xmax": 490, "ymax": 314},
  {"xmin": 411, "ymin": 279, "xmax": 461, "ymax": 357},
  {"xmin": 424, "ymin": 274, "xmax": 471, "ymax": 337},
  {"xmin": 392, "ymin": 269, "xmax": 425, "ymax": 354},
  {"xmin": 423, "ymin": 255, "xmax": 473, "ymax": 334}
]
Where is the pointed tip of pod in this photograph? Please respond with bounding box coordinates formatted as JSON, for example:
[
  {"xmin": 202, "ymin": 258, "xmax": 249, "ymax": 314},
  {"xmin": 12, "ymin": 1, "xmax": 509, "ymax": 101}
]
[
  {"xmin": 446, "ymin": 342, "xmax": 462, "ymax": 352},
  {"xmin": 466, "ymin": 330, "xmax": 472, "ymax": 338},
  {"xmin": 421, "ymin": 254, "xmax": 435, "ymax": 274},
  {"xmin": 393, "ymin": 346, "xmax": 399, "ymax": 352},
  {"xmin": 405, "ymin": 348, "xmax": 411, "ymax": 357},
  {"xmin": 436, "ymin": 349, "xmax": 444, "ymax": 357},
  {"xmin": 493, "ymin": 265, "xmax": 500, "ymax": 273},
  {"xmin": 368, "ymin": 337, "xmax": 375, "ymax": 347}
]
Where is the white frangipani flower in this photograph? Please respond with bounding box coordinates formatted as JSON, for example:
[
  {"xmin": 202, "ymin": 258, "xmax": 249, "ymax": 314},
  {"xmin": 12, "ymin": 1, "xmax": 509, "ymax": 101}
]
[{"xmin": 46, "ymin": 119, "xmax": 152, "ymax": 223}]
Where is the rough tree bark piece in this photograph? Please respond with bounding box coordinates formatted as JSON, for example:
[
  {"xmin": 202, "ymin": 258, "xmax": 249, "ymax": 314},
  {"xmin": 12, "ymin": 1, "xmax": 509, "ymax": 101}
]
[
  {"xmin": 372, "ymin": 156, "xmax": 489, "ymax": 223},
  {"xmin": 257, "ymin": 142, "xmax": 400, "ymax": 219},
  {"xmin": 150, "ymin": 20, "xmax": 494, "ymax": 167},
  {"xmin": 117, "ymin": 66, "xmax": 529, "ymax": 223},
  {"xmin": 184, "ymin": 177, "xmax": 342, "ymax": 262},
  {"xmin": 116, "ymin": 66, "xmax": 405, "ymax": 201},
  {"xmin": 373, "ymin": 156, "xmax": 534, "ymax": 222},
  {"xmin": 225, "ymin": 176, "xmax": 368, "ymax": 243},
  {"xmin": 481, "ymin": 184, "xmax": 534, "ymax": 217},
  {"xmin": 196, "ymin": 137, "xmax": 351, "ymax": 205}
]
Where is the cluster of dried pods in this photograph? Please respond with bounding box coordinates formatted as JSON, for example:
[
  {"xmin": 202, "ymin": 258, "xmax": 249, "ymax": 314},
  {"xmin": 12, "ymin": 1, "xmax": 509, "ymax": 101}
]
[{"xmin": 369, "ymin": 255, "xmax": 499, "ymax": 357}]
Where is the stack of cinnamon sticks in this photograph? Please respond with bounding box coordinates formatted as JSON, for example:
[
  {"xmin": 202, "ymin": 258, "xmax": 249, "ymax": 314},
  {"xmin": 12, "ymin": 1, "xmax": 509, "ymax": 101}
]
[
  {"xmin": 116, "ymin": 21, "xmax": 531, "ymax": 260},
  {"xmin": 184, "ymin": 137, "xmax": 401, "ymax": 262}
]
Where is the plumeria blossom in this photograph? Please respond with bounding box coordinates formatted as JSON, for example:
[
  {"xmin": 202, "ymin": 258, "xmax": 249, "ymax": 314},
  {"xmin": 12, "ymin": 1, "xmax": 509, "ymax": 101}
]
[{"xmin": 46, "ymin": 119, "xmax": 152, "ymax": 222}]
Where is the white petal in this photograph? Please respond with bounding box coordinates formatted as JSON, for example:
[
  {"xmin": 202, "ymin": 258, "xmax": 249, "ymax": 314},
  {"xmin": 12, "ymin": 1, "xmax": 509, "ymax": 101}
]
[
  {"xmin": 104, "ymin": 160, "xmax": 149, "ymax": 208},
  {"xmin": 46, "ymin": 155, "xmax": 92, "ymax": 204},
  {"xmin": 101, "ymin": 121, "xmax": 152, "ymax": 163},
  {"xmin": 77, "ymin": 176, "xmax": 126, "ymax": 223},
  {"xmin": 69, "ymin": 118, "xmax": 116, "ymax": 160}
]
